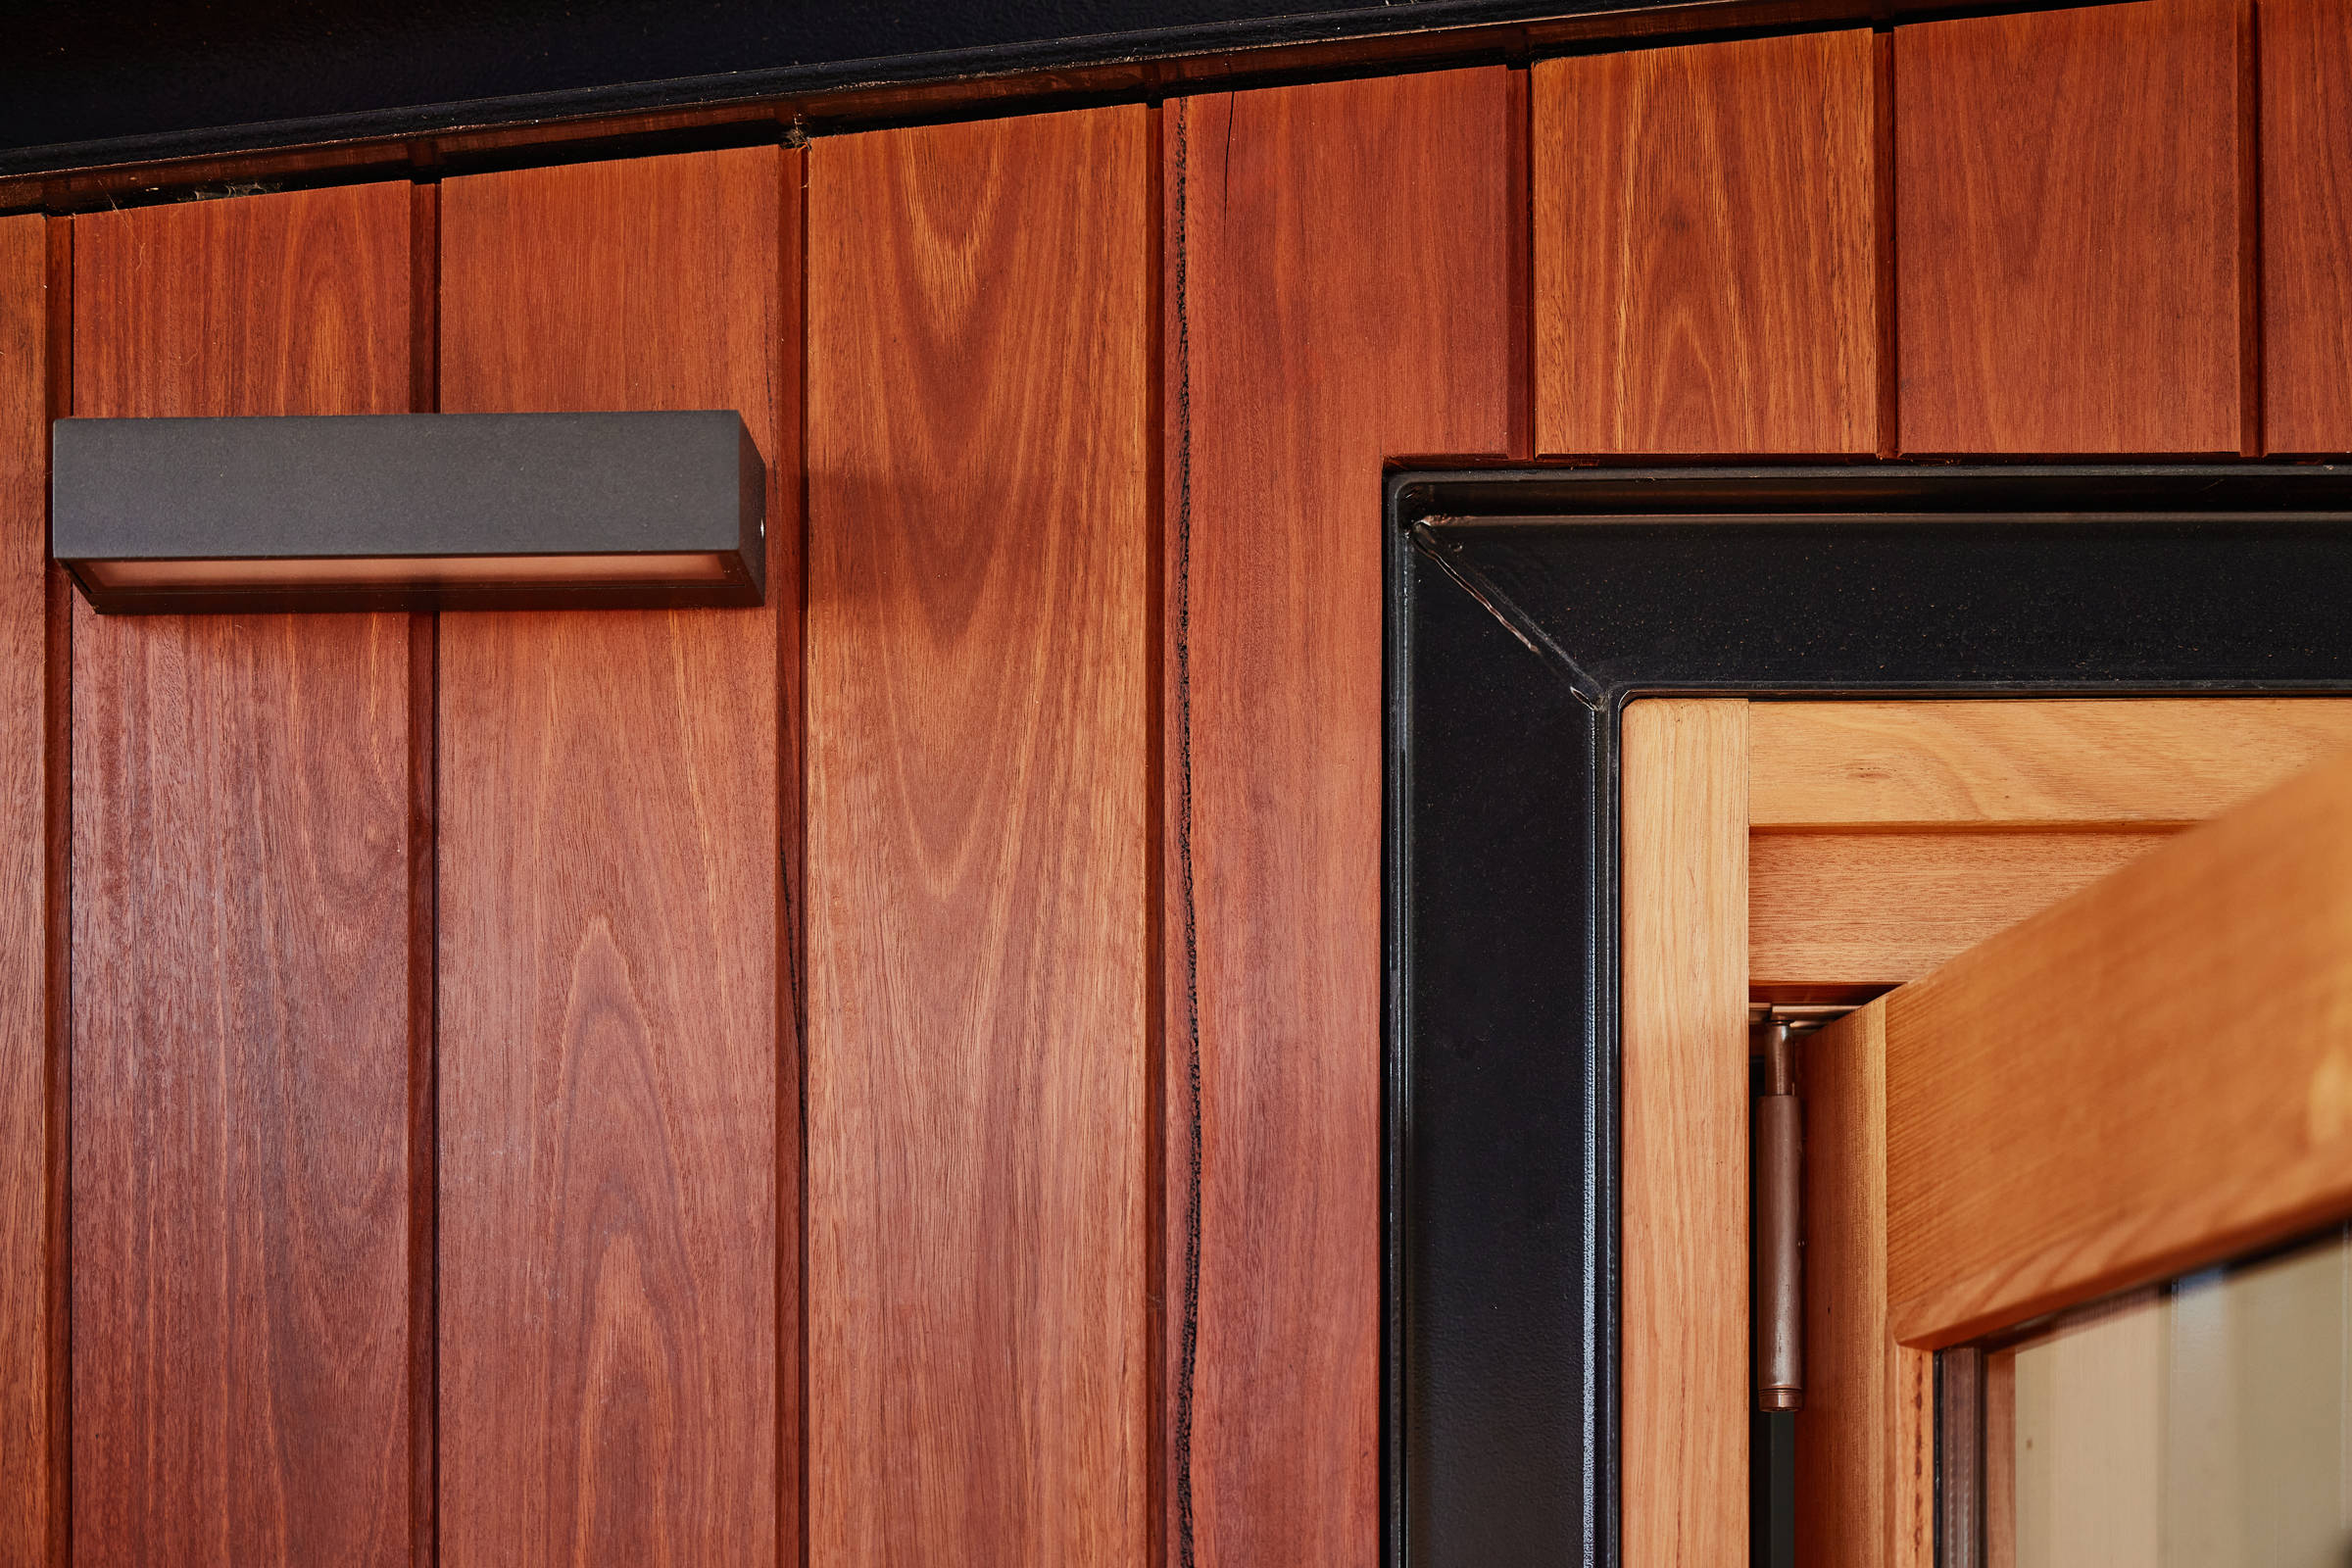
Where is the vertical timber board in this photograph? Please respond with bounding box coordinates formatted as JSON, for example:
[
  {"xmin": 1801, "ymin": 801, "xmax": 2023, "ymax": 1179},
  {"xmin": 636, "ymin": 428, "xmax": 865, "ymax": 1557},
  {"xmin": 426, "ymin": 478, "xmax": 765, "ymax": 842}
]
[
  {"xmin": 773, "ymin": 143, "xmax": 806, "ymax": 1568},
  {"xmin": 436, "ymin": 145, "xmax": 785, "ymax": 1568},
  {"xmin": 2261, "ymin": 0, "xmax": 2352, "ymax": 454},
  {"xmin": 70, "ymin": 185, "xmax": 414, "ymax": 1568},
  {"xmin": 1894, "ymin": 0, "xmax": 2245, "ymax": 454},
  {"xmin": 1795, "ymin": 1001, "xmax": 1933, "ymax": 1568},
  {"xmin": 1796, "ymin": 1000, "xmax": 1887, "ymax": 1568},
  {"xmin": 1534, "ymin": 30, "xmax": 1877, "ymax": 455},
  {"xmin": 806, "ymin": 107, "xmax": 1151, "ymax": 1567},
  {"xmin": 1620, "ymin": 700, "xmax": 1750, "ymax": 1568},
  {"xmin": 0, "ymin": 215, "xmax": 44, "ymax": 1568},
  {"xmin": 1168, "ymin": 72, "xmax": 1514, "ymax": 1568}
]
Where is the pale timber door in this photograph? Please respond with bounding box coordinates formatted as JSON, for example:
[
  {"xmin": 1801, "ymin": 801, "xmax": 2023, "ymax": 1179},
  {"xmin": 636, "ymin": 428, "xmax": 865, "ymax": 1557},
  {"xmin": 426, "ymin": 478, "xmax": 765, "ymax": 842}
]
[{"xmin": 1798, "ymin": 748, "xmax": 2352, "ymax": 1567}]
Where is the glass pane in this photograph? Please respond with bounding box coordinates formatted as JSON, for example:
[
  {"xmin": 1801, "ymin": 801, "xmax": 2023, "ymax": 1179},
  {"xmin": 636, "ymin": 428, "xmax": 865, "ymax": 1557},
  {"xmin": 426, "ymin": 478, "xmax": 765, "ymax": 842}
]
[{"xmin": 1956, "ymin": 1227, "xmax": 2352, "ymax": 1568}]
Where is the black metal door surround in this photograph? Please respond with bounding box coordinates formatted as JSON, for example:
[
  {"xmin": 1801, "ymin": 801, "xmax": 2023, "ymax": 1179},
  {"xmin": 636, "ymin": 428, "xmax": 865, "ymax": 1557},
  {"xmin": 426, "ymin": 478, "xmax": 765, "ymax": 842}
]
[{"xmin": 1384, "ymin": 465, "xmax": 2352, "ymax": 1567}]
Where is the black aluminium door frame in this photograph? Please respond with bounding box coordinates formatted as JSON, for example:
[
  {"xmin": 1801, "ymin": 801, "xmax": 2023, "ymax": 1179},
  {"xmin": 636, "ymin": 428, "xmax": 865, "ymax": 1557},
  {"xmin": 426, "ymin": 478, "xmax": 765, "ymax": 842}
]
[{"xmin": 1384, "ymin": 463, "xmax": 2352, "ymax": 1567}]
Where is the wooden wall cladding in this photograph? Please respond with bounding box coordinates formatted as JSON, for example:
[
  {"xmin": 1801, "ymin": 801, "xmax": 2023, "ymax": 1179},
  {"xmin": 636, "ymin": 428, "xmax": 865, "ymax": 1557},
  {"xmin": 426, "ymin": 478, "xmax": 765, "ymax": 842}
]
[
  {"xmin": 0, "ymin": 214, "xmax": 47, "ymax": 1568},
  {"xmin": 2261, "ymin": 0, "xmax": 2352, "ymax": 453},
  {"xmin": 69, "ymin": 184, "xmax": 416, "ymax": 1567},
  {"xmin": 806, "ymin": 107, "xmax": 1152, "ymax": 1566},
  {"xmin": 1535, "ymin": 29, "xmax": 1877, "ymax": 455},
  {"xmin": 1893, "ymin": 0, "xmax": 2247, "ymax": 454},
  {"xmin": 436, "ymin": 145, "xmax": 789, "ymax": 1568},
  {"xmin": 1167, "ymin": 69, "xmax": 1514, "ymax": 1568},
  {"xmin": 11, "ymin": 3, "xmax": 2345, "ymax": 1563}
]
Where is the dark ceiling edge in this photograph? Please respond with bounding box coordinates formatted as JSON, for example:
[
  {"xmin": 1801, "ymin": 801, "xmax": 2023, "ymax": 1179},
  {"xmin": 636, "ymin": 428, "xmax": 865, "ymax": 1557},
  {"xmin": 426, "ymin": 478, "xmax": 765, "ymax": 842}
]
[
  {"xmin": 2, "ymin": 0, "xmax": 2145, "ymax": 207},
  {"xmin": 0, "ymin": 0, "xmax": 2132, "ymax": 204},
  {"xmin": 0, "ymin": 0, "xmax": 1760, "ymax": 182}
]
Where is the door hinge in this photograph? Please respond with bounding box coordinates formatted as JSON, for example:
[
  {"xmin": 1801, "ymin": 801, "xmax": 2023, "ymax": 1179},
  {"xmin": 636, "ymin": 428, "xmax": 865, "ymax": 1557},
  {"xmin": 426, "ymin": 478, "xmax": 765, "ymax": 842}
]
[
  {"xmin": 1754, "ymin": 1015, "xmax": 1804, "ymax": 1413},
  {"xmin": 1745, "ymin": 1002, "xmax": 1852, "ymax": 1037}
]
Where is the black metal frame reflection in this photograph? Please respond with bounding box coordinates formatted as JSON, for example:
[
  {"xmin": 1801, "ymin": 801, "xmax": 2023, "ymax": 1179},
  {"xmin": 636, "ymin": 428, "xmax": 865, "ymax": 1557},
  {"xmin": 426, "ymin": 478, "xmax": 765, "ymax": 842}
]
[{"xmin": 1384, "ymin": 465, "xmax": 2352, "ymax": 1568}]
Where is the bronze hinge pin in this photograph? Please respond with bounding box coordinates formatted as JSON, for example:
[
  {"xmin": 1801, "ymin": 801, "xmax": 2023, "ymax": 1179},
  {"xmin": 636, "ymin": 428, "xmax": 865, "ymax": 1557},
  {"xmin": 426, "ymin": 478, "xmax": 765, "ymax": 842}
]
[{"xmin": 1755, "ymin": 1018, "xmax": 1804, "ymax": 1412}]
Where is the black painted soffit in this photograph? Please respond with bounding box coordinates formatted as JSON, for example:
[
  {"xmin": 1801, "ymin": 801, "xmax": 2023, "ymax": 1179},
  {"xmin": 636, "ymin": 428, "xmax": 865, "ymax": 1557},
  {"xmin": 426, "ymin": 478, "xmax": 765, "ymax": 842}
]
[{"xmin": 6, "ymin": 0, "xmax": 1850, "ymax": 178}]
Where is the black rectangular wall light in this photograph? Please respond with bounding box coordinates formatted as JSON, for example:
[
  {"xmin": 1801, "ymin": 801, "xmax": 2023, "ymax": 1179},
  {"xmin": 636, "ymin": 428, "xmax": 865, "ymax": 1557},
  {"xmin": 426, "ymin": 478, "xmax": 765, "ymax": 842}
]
[{"xmin": 53, "ymin": 410, "xmax": 765, "ymax": 612}]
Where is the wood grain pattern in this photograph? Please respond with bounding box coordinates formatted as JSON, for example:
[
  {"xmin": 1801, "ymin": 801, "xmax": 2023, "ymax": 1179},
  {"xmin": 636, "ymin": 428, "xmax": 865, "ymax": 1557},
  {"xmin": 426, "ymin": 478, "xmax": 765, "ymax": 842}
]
[
  {"xmin": 1889, "ymin": 1342, "xmax": 1934, "ymax": 1568},
  {"xmin": 404, "ymin": 178, "xmax": 435, "ymax": 1568},
  {"xmin": 807, "ymin": 108, "xmax": 1150, "ymax": 1567},
  {"xmin": 436, "ymin": 145, "xmax": 786, "ymax": 1568},
  {"xmin": 1168, "ymin": 72, "xmax": 1515, "ymax": 1567},
  {"xmin": 1749, "ymin": 829, "xmax": 2176, "ymax": 987},
  {"xmin": 1620, "ymin": 699, "xmax": 1750, "ymax": 1568},
  {"xmin": 1893, "ymin": 0, "xmax": 2245, "ymax": 453},
  {"xmin": 1782, "ymin": 697, "xmax": 2351, "ymax": 1551},
  {"xmin": 0, "ymin": 214, "xmax": 47, "ymax": 1568},
  {"xmin": 2261, "ymin": 0, "xmax": 2352, "ymax": 453},
  {"xmin": 38, "ymin": 219, "xmax": 67, "ymax": 1568},
  {"xmin": 69, "ymin": 183, "xmax": 414, "ymax": 1568},
  {"xmin": 1984, "ymin": 1348, "xmax": 2016, "ymax": 1568},
  {"xmin": 1795, "ymin": 1001, "xmax": 1934, "ymax": 1568},
  {"xmin": 1886, "ymin": 750, "xmax": 2352, "ymax": 1346},
  {"xmin": 1535, "ymin": 29, "xmax": 1876, "ymax": 454},
  {"xmin": 771, "ymin": 144, "xmax": 805, "ymax": 1568},
  {"xmin": 1750, "ymin": 699, "xmax": 2352, "ymax": 827}
]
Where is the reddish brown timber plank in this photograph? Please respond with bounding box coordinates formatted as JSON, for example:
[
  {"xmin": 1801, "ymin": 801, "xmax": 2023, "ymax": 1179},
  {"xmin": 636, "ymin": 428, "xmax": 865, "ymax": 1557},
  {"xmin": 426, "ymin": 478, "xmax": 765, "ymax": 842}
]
[
  {"xmin": 70, "ymin": 182, "xmax": 415, "ymax": 1568},
  {"xmin": 436, "ymin": 146, "xmax": 787, "ymax": 1568},
  {"xmin": 1166, "ymin": 70, "xmax": 1514, "ymax": 1567},
  {"xmin": 807, "ymin": 107, "xmax": 1153, "ymax": 1567}
]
